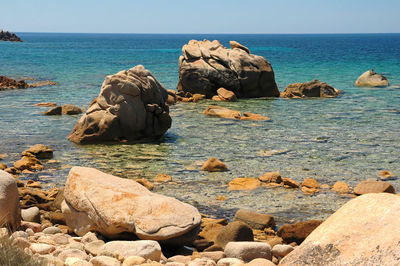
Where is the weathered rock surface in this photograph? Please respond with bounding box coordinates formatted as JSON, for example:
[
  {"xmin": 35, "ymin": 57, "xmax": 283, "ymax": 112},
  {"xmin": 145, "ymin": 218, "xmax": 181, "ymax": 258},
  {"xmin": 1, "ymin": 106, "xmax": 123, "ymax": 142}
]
[
  {"xmin": 68, "ymin": 65, "xmax": 172, "ymax": 143},
  {"xmin": 0, "ymin": 30, "xmax": 22, "ymax": 42},
  {"xmin": 61, "ymin": 167, "xmax": 201, "ymax": 245},
  {"xmin": 353, "ymin": 180, "xmax": 395, "ymax": 195},
  {"xmin": 280, "ymin": 80, "xmax": 340, "ymax": 98},
  {"xmin": 22, "ymin": 144, "xmax": 53, "ymax": 159},
  {"xmin": 201, "ymin": 157, "xmax": 228, "ymax": 172},
  {"xmin": 224, "ymin": 241, "xmax": 272, "ymax": 262},
  {"xmin": 203, "ymin": 106, "xmax": 271, "ymax": 121},
  {"xmin": 100, "ymin": 240, "xmax": 161, "ymax": 261},
  {"xmin": 62, "ymin": 104, "xmax": 83, "ymax": 115},
  {"xmin": 332, "ymin": 181, "xmax": 350, "ymax": 194},
  {"xmin": 177, "ymin": 40, "xmax": 279, "ymax": 98},
  {"xmin": 0, "ymin": 170, "xmax": 21, "ymax": 231},
  {"xmin": 216, "ymin": 88, "xmax": 237, "ymax": 102},
  {"xmin": 0, "ymin": 76, "xmax": 29, "ymax": 90},
  {"xmin": 280, "ymin": 193, "xmax": 400, "ymax": 265},
  {"xmin": 277, "ymin": 220, "xmax": 323, "ymax": 245},
  {"xmin": 355, "ymin": 70, "xmax": 389, "ymax": 87},
  {"xmin": 233, "ymin": 209, "xmax": 275, "ymax": 230},
  {"xmin": 228, "ymin": 178, "xmax": 261, "ymax": 191}
]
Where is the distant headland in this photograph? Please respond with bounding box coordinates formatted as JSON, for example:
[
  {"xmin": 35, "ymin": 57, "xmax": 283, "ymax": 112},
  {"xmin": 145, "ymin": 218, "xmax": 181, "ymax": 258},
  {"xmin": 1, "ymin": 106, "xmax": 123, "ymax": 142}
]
[{"xmin": 0, "ymin": 30, "xmax": 22, "ymax": 42}]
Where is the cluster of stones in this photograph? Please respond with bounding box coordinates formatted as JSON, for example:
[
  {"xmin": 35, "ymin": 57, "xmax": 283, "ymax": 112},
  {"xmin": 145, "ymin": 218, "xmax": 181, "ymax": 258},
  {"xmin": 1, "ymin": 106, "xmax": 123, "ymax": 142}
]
[
  {"xmin": 0, "ymin": 30, "xmax": 22, "ymax": 42},
  {"xmin": 0, "ymin": 76, "xmax": 57, "ymax": 91}
]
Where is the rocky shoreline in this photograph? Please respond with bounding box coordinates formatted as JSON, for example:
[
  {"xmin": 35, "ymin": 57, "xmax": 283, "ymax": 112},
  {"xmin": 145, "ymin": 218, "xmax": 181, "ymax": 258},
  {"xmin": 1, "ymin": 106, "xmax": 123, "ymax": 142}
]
[
  {"xmin": 0, "ymin": 30, "xmax": 22, "ymax": 42},
  {"xmin": 1, "ymin": 143, "xmax": 399, "ymax": 265}
]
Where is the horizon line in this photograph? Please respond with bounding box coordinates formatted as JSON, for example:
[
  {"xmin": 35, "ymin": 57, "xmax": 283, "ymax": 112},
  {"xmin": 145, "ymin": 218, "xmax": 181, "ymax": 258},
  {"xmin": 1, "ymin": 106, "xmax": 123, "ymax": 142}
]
[{"xmin": 13, "ymin": 31, "xmax": 400, "ymax": 35}]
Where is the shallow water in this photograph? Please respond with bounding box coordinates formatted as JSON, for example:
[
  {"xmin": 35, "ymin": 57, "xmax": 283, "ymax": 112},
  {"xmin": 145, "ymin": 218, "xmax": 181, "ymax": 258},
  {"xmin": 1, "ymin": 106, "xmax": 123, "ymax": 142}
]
[{"xmin": 1, "ymin": 33, "xmax": 399, "ymax": 225}]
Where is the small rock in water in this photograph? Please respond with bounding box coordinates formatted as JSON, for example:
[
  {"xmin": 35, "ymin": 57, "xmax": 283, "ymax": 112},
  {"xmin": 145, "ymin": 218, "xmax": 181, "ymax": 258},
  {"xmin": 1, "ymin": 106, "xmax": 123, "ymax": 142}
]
[
  {"xmin": 301, "ymin": 178, "xmax": 320, "ymax": 195},
  {"xmin": 259, "ymin": 172, "xmax": 282, "ymax": 183},
  {"xmin": 35, "ymin": 102, "xmax": 57, "ymax": 107},
  {"xmin": 201, "ymin": 157, "xmax": 228, "ymax": 172},
  {"xmin": 228, "ymin": 177, "xmax": 261, "ymax": 191},
  {"xmin": 135, "ymin": 178, "xmax": 154, "ymax": 190},
  {"xmin": 22, "ymin": 144, "xmax": 53, "ymax": 159},
  {"xmin": 332, "ymin": 181, "xmax": 350, "ymax": 194},
  {"xmin": 154, "ymin": 173, "xmax": 172, "ymax": 182},
  {"xmin": 43, "ymin": 106, "xmax": 62, "ymax": 115},
  {"xmin": 62, "ymin": 104, "xmax": 83, "ymax": 115},
  {"xmin": 282, "ymin": 178, "xmax": 300, "ymax": 188},
  {"xmin": 260, "ymin": 149, "xmax": 289, "ymax": 157},
  {"xmin": 379, "ymin": 170, "xmax": 396, "ymax": 180},
  {"xmin": 353, "ymin": 180, "xmax": 395, "ymax": 195}
]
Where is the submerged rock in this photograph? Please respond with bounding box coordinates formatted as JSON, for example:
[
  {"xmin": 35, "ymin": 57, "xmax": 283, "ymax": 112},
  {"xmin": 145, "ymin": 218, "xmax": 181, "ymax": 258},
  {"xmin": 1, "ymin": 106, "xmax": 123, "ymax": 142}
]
[
  {"xmin": 22, "ymin": 144, "xmax": 53, "ymax": 159},
  {"xmin": 0, "ymin": 76, "xmax": 29, "ymax": 90},
  {"xmin": 355, "ymin": 70, "xmax": 389, "ymax": 87},
  {"xmin": 61, "ymin": 104, "xmax": 83, "ymax": 115},
  {"xmin": 61, "ymin": 167, "xmax": 201, "ymax": 245},
  {"xmin": 201, "ymin": 157, "xmax": 228, "ymax": 172},
  {"xmin": 68, "ymin": 65, "xmax": 172, "ymax": 143},
  {"xmin": 177, "ymin": 40, "xmax": 279, "ymax": 98},
  {"xmin": 280, "ymin": 193, "xmax": 400, "ymax": 265},
  {"xmin": 203, "ymin": 105, "xmax": 271, "ymax": 121},
  {"xmin": 281, "ymin": 79, "xmax": 340, "ymax": 98}
]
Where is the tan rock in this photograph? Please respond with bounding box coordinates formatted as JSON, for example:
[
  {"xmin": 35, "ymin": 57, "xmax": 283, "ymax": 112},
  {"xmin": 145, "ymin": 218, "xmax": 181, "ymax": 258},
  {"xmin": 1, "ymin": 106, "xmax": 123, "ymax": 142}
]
[
  {"xmin": 203, "ymin": 106, "xmax": 270, "ymax": 121},
  {"xmin": 277, "ymin": 220, "xmax": 323, "ymax": 245},
  {"xmin": 0, "ymin": 170, "xmax": 21, "ymax": 231},
  {"xmin": 22, "ymin": 144, "xmax": 53, "ymax": 159},
  {"xmin": 259, "ymin": 172, "xmax": 282, "ymax": 183},
  {"xmin": 355, "ymin": 70, "xmax": 389, "ymax": 87},
  {"xmin": 43, "ymin": 106, "xmax": 62, "ymax": 115},
  {"xmin": 234, "ymin": 209, "xmax": 275, "ymax": 230},
  {"xmin": 332, "ymin": 181, "xmax": 350, "ymax": 194},
  {"xmin": 230, "ymin": 41, "xmax": 251, "ymax": 54},
  {"xmin": 282, "ymin": 178, "xmax": 300, "ymax": 188},
  {"xmin": 100, "ymin": 240, "xmax": 161, "ymax": 261},
  {"xmin": 135, "ymin": 178, "xmax": 154, "ymax": 190},
  {"xmin": 281, "ymin": 79, "xmax": 340, "ymax": 98},
  {"xmin": 246, "ymin": 258, "xmax": 275, "ymax": 266},
  {"xmin": 154, "ymin": 173, "xmax": 172, "ymax": 182},
  {"xmin": 13, "ymin": 156, "xmax": 42, "ymax": 171},
  {"xmin": 353, "ymin": 180, "xmax": 395, "ymax": 195},
  {"xmin": 68, "ymin": 65, "xmax": 172, "ymax": 143},
  {"xmin": 62, "ymin": 104, "xmax": 83, "ymax": 115},
  {"xmin": 379, "ymin": 170, "xmax": 396, "ymax": 180},
  {"xmin": 62, "ymin": 167, "xmax": 201, "ymax": 245},
  {"xmin": 280, "ymin": 193, "xmax": 400, "ymax": 265},
  {"xmin": 123, "ymin": 256, "xmax": 146, "ymax": 266},
  {"xmin": 90, "ymin": 256, "xmax": 121, "ymax": 266},
  {"xmin": 228, "ymin": 178, "xmax": 261, "ymax": 191},
  {"xmin": 224, "ymin": 242, "xmax": 272, "ymax": 262},
  {"xmin": 217, "ymin": 88, "xmax": 237, "ymax": 102},
  {"xmin": 201, "ymin": 157, "xmax": 228, "ymax": 172}
]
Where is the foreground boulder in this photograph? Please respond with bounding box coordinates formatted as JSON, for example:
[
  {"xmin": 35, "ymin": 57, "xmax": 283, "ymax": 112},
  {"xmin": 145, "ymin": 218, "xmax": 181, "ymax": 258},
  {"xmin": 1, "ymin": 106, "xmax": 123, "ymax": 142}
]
[
  {"xmin": 61, "ymin": 167, "xmax": 201, "ymax": 245},
  {"xmin": 280, "ymin": 193, "xmax": 400, "ymax": 265},
  {"xmin": 355, "ymin": 70, "xmax": 389, "ymax": 87},
  {"xmin": 68, "ymin": 65, "xmax": 172, "ymax": 143},
  {"xmin": 0, "ymin": 170, "xmax": 21, "ymax": 231},
  {"xmin": 177, "ymin": 40, "xmax": 279, "ymax": 98},
  {"xmin": 280, "ymin": 80, "xmax": 340, "ymax": 98}
]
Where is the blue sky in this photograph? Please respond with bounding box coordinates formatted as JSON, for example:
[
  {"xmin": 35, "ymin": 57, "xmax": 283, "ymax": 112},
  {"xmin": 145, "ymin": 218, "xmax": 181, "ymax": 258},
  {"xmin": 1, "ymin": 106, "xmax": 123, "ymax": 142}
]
[{"xmin": 1, "ymin": 0, "xmax": 399, "ymax": 33}]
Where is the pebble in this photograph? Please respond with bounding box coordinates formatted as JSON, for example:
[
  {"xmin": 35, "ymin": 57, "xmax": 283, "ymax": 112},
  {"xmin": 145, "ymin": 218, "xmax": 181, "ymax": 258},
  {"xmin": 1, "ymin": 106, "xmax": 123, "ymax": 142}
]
[
  {"xmin": 30, "ymin": 243, "xmax": 56, "ymax": 255},
  {"xmin": 43, "ymin": 226, "xmax": 62, "ymax": 234}
]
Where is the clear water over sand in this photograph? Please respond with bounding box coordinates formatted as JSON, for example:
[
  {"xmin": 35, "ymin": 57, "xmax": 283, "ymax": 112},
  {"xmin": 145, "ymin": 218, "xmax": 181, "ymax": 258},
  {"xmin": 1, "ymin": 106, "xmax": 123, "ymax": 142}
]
[{"xmin": 1, "ymin": 33, "xmax": 399, "ymax": 225}]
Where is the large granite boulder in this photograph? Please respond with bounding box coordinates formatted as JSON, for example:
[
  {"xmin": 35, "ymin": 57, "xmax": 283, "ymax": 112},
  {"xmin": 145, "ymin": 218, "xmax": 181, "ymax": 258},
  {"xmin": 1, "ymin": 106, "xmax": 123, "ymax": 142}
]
[
  {"xmin": 0, "ymin": 170, "xmax": 21, "ymax": 231},
  {"xmin": 280, "ymin": 193, "xmax": 400, "ymax": 265},
  {"xmin": 280, "ymin": 79, "xmax": 340, "ymax": 98},
  {"xmin": 355, "ymin": 70, "xmax": 389, "ymax": 87},
  {"xmin": 177, "ymin": 40, "xmax": 279, "ymax": 98},
  {"xmin": 68, "ymin": 65, "xmax": 172, "ymax": 143},
  {"xmin": 61, "ymin": 167, "xmax": 201, "ymax": 245}
]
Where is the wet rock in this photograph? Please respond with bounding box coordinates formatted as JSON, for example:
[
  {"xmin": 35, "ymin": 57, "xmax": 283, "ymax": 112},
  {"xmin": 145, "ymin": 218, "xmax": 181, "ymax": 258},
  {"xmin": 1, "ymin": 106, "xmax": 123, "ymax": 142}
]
[
  {"xmin": 259, "ymin": 172, "xmax": 282, "ymax": 183},
  {"xmin": 43, "ymin": 226, "xmax": 62, "ymax": 234},
  {"xmin": 29, "ymin": 80, "xmax": 57, "ymax": 88},
  {"xmin": 90, "ymin": 256, "xmax": 121, "ymax": 266},
  {"xmin": 216, "ymin": 88, "xmax": 237, "ymax": 102},
  {"xmin": 379, "ymin": 170, "xmax": 396, "ymax": 181},
  {"xmin": 203, "ymin": 106, "xmax": 270, "ymax": 121},
  {"xmin": 178, "ymin": 40, "xmax": 279, "ymax": 98},
  {"xmin": 100, "ymin": 240, "xmax": 161, "ymax": 261},
  {"xmin": 154, "ymin": 173, "xmax": 172, "ymax": 182},
  {"xmin": 0, "ymin": 170, "xmax": 21, "ymax": 230},
  {"xmin": 301, "ymin": 178, "xmax": 320, "ymax": 194},
  {"xmin": 62, "ymin": 167, "xmax": 201, "ymax": 245},
  {"xmin": 43, "ymin": 106, "xmax": 62, "ymax": 115},
  {"xmin": 68, "ymin": 65, "xmax": 172, "ymax": 143},
  {"xmin": 355, "ymin": 70, "xmax": 389, "ymax": 87},
  {"xmin": 332, "ymin": 181, "xmax": 350, "ymax": 194},
  {"xmin": 353, "ymin": 180, "xmax": 395, "ymax": 195},
  {"xmin": 201, "ymin": 157, "xmax": 228, "ymax": 172},
  {"xmin": 22, "ymin": 144, "xmax": 53, "ymax": 159},
  {"xmin": 62, "ymin": 104, "xmax": 83, "ymax": 115},
  {"xmin": 277, "ymin": 220, "xmax": 323, "ymax": 245},
  {"xmin": 0, "ymin": 76, "xmax": 28, "ymax": 90},
  {"xmin": 282, "ymin": 178, "xmax": 300, "ymax": 188},
  {"xmin": 224, "ymin": 242, "xmax": 272, "ymax": 262},
  {"xmin": 21, "ymin": 206, "xmax": 40, "ymax": 223},
  {"xmin": 13, "ymin": 156, "xmax": 43, "ymax": 171},
  {"xmin": 280, "ymin": 193, "xmax": 400, "ymax": 265},
  {"xmin": 35, "ymin": 102, "xmax": 57, "ymax": 107},
  {"xmin": 213, "ymin": 221, "xmax": 254, "ymax": 249},
  {"xmin": 233, "ymin": 209, "xmax": 275, "ymax": 230},
  {"xmin": 281, "ymin": 79, "xmax": 340, "ymax": 98},
  {"xmin": 228, "ymin": 178, "xmax": 261, "ymax": 191},
  {"xmin": 135, "ymin": 178, "xmax": 154, "ymax": 190}
]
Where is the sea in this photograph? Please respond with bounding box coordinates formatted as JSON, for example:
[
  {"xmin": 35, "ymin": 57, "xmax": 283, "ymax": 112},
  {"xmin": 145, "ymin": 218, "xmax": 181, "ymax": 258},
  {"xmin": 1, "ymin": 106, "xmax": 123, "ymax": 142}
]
[{"xmin": 0, "ymin": 33, "xmax": 399, "ymax": 225}]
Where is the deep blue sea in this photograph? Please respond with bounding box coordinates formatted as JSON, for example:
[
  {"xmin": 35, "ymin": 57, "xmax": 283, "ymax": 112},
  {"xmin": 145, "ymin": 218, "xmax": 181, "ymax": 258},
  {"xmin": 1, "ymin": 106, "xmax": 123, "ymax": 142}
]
[{"xmin": 1, "ymin": 33, "xmax": 399, "ymax": 224}]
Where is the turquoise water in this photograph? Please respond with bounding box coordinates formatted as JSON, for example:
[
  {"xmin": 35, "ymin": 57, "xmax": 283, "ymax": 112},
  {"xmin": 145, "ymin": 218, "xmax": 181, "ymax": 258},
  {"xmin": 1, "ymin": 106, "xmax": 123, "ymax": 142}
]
[{"xmin": 1, "ymin": 33, "xmax": 399, "ymax": 225}]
